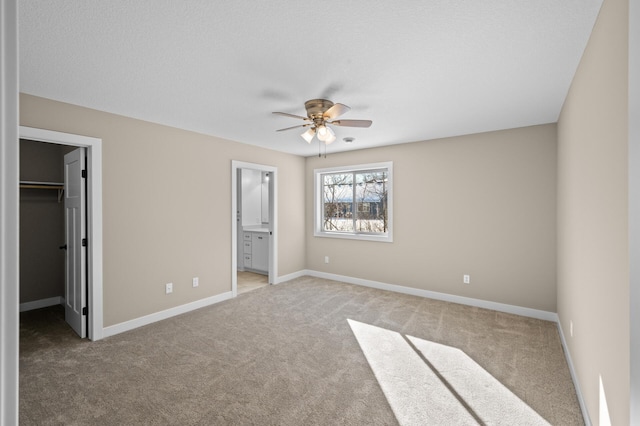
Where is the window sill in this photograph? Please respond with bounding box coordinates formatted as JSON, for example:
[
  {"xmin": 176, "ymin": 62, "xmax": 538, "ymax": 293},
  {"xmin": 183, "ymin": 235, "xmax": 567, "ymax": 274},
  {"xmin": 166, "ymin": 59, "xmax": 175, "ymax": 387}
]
[{"xmin": 314, "ymin": 231, "xmax": 393, "ymax": 243}]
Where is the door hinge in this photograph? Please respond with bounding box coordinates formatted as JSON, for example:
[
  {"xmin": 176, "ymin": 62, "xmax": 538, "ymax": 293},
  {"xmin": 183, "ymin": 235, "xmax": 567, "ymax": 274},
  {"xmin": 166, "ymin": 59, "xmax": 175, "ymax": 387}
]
[
  {"xmin": 82, "ymin": 307, "xmax": 88, "ymax": 315},
  {"xmin": 82, "ymin": 169, "xmax": 87, "ymax": 178},
  {"xmin": 82, "ymin": 238, "xmax": 88, "ymax": 247}
]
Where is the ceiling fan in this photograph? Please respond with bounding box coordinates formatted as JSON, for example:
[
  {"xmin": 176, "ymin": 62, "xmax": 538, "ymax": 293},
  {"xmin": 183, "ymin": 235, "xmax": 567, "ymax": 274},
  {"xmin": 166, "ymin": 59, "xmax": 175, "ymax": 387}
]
[{"xmin": 273, "ymin": 99, "xmax": 372, "ymax": 145}]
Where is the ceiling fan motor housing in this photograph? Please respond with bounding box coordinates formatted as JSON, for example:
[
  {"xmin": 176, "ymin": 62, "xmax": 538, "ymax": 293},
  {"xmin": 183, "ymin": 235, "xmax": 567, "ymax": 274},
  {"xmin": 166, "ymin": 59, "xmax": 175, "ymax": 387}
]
[{"xmin": 304, "ymin": 99, "xmax": 334, "ymax": 119}]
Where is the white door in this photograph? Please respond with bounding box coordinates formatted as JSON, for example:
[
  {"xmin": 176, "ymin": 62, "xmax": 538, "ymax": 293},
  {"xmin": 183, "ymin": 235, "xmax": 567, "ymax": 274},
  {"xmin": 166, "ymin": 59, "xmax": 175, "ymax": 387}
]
[{"xmin": 64, "ymin": 148, "xmax": 86, "ymax": 338}]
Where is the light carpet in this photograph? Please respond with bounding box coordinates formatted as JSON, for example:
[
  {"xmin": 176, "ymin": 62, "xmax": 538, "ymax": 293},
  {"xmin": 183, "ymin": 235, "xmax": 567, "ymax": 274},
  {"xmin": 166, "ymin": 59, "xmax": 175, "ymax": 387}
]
[{"xmin": 20, "ymin": 276, "xmax": 583, "ymax": 425}]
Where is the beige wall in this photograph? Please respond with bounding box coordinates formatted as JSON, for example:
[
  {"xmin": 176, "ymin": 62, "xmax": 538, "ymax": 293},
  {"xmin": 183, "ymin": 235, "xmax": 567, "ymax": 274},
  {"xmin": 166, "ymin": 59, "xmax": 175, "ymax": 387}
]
[
  {"xmin": 557, "ymin": 0, "xmax": 630, "ymax": 422},
  {"xmin": 306, "ymin": 124, "xmax": 558, "ymax": 312},
  {"xmin": 20, "ymin": 94, "xmax": 306, "ymax": 327}
]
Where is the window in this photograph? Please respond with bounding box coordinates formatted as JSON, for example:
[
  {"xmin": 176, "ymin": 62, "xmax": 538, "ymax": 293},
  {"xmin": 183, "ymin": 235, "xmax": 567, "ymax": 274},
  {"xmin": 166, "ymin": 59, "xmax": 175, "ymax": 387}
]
[{"xmin": 314, "ymin": 162, "xmax": 392, "ymax": 242}]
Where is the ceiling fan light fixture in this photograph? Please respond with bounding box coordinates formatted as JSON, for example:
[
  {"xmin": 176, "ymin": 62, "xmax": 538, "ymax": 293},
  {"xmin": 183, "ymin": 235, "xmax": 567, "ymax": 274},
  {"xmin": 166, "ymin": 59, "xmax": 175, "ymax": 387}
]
[
  {"xmin": 316, "ymin": 125, "xmax": 329, "ymax": 141},
  {"xmin": 324, "ymin": 130, "xmax": 337, "ymax": 144},
  {"xmin": 301, "ymin": 128, "xmax": 316, "ymax": 143},
  {"xmin": 323, "ymin": 126, "xmax": 336, "ymax": 144}
]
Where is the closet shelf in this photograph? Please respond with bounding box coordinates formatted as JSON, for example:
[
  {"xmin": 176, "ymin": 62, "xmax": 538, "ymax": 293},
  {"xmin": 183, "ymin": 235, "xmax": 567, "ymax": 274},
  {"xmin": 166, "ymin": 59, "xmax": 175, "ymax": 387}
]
[{"xmin": 20, "ymin": 181, "xmax": 65, "ymax": 202}]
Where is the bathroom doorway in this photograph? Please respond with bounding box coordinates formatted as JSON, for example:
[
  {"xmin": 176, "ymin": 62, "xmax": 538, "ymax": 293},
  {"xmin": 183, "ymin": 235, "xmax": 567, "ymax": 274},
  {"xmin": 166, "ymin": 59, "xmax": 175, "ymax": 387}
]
[{"xmin": 230, "ymin": 161, "xmax": 277, "ymax": 296}]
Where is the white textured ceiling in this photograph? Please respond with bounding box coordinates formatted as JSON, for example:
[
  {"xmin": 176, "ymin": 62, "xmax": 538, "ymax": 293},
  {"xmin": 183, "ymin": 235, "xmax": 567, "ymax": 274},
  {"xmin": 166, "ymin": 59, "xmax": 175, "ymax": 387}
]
[{"xmin": 19, "ymin": 0, "xmax": 603, "ymax": 157}]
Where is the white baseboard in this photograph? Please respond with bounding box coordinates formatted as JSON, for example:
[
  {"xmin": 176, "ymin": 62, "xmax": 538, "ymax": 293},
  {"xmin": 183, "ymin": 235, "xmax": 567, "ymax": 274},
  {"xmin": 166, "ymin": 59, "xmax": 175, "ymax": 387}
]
[
  {"xmin": 305, "ymin": 270, "xmax": 559, "ymax": 322},
  {"xmin": 102, "ymin": 291, "xmax": 234, "ymax": 338},
  {"xmin": 102, "ymin": 271, "xmax": 308, "ymax": 338},
  {"xmin": 274, "ymin": 269, "xmax": 309, "ymax": 284},
  {"xmin": 102, "ymin": 269, "xmax": 309, "ymax": 338},
  {"xmin": 20, "ymin": 296, "xmax": 63, "ymax": 312},
  {"xmin": 556, "ymin": 319, "xmax": 592, "ymax": 425}
]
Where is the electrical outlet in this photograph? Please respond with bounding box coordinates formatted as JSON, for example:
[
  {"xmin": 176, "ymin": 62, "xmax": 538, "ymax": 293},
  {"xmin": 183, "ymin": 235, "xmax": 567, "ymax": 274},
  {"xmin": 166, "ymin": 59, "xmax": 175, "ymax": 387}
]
[
  {"xmin": 192, "ymin": 277, "xmax": 199, "ymax": 288},
  {"xmin": 463, "ymin": 275, "xmax": 470, "ymax": 284},
  {"xmin": 165, "ymin": 282, "xmax": 173, "ymax": 294},
  {"xmin": 325, "ymin": 256, "xmax": 329, "ymax": 264}
]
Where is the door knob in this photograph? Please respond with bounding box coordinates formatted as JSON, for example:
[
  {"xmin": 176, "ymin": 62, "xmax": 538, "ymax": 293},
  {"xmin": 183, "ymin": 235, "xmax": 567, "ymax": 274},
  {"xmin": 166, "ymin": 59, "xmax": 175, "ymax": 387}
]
[{"xmin": 59, "ymin": 244, "xmax": 67, "ymax": 250}]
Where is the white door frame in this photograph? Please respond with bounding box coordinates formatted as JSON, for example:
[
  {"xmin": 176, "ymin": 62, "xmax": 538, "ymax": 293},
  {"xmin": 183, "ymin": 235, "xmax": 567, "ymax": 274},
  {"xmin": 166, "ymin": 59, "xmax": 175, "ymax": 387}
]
[
  {"xmin": 231, "ymin": 160, "xmax": 277, "ymax": 296},
  {"xmin": 19, "ymin": 126, "xmax": 104, "ymax": 341},
  {"xmin": 630, "ymin": 0, "xmax": 640, "ymax": 420},
  {"xmin": 1, "ymin": 0, "xmax": 19, "ymax": 422}
]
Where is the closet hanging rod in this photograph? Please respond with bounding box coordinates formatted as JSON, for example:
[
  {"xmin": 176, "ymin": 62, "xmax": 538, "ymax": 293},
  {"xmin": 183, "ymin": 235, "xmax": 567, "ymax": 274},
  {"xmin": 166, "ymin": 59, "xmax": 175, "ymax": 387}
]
[
  {"xmin": 20, "ymin": 181, "xmax": 64, "ymax": 191},
  {"xmin": 19, "ymin": 180, "xmax": 64, "ymax": 188},
  {"xmin": 19, "ymin": 181, "xmax": 65, "ymax": 202}
]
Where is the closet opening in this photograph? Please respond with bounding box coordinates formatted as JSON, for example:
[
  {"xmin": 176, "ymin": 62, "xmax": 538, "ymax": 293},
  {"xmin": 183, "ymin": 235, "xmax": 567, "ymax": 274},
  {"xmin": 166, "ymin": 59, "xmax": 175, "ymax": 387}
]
[
  {"xmin": 19, "ymin": 139, "xmax": 80, "ymax": 336},
  {"xmin": 18, "ymin": 126, "xmax": 104, "ymax": 341}
]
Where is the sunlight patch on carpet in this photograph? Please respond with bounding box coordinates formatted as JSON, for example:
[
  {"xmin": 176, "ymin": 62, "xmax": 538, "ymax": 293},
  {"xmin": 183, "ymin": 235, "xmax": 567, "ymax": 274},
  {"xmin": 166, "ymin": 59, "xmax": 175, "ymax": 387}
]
[{"xmin": 348, "ymin": 319, "xmax": 550, "ymax": 426}]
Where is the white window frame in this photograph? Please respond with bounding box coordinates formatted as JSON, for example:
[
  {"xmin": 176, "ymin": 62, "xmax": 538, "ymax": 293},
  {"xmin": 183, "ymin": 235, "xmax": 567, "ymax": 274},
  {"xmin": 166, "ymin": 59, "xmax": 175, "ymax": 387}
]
[{"xmin": 314, "ymin": 162, "xmax": 393, "ymax": 242}]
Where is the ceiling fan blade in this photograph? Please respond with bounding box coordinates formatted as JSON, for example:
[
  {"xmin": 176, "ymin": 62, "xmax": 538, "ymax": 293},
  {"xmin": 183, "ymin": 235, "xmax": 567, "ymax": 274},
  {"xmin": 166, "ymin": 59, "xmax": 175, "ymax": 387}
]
[
  {"xmin": 323, "ymin": 103, "xmax": 350, "ymax": 119},
  {"xmin": 330, "ymin": 119, "xmax": 372, "ymax": 128},
  {"xmin": 276, "ymin": 124, "xmax": 310, "ymax": 132},
  {"xmin": 272, "ymin": 111, "xmax": 310, "ymax": 121}
]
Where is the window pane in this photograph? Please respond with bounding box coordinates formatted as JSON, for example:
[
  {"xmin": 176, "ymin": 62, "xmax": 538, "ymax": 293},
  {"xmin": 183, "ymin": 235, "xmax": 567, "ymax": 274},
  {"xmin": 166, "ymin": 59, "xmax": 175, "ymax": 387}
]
[
  {"xmin": 315, "ymin": 162, "xmax": 392, "ymax": 242},
  {"xmin": 322, "ymin": 173, "xmax": 354, "ymax": 232},
  {"xmin": 355, "ymin": 171, "xmax": 388, "ymax": 234}
]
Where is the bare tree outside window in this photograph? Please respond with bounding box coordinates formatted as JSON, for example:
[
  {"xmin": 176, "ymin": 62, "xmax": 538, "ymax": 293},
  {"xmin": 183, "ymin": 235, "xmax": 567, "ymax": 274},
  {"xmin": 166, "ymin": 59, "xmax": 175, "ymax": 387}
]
[
  {"xmin": 322, "ymin": 173, "xmax": 354, "ymax": 232},
  {"xmin": 315, "ymin": 162, "xmax": 392, "ymax": 242},
  {"xmin": 322, "ymin": 169, "xmax": 388, "ymax": 234},
  {"xmin": 355, "ymin": 171, "xmax": 388, "ymax": 233}
]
